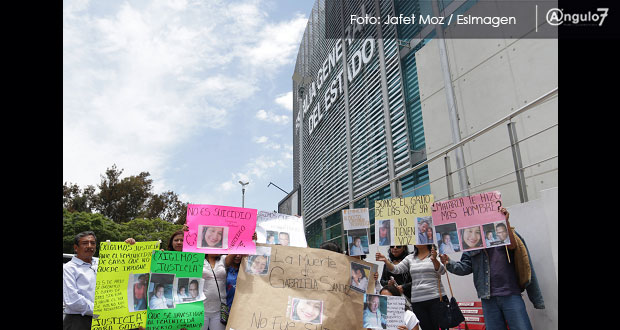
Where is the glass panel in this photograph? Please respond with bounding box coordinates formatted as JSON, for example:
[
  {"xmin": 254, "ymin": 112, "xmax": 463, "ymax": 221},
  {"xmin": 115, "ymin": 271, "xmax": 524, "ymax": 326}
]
[
  {"xmin": 325, "ymin": 223, "xmax": 342, "ymax": 241},
  {"xmin": 305, "ymin": 220, "xmax": 323, "ymax": 248},
  {"xmin": 401, "ymin": 165, "xmax": 431, "ymax": 197},
  {"xmin": 354, "ymin": 198, "xmax": 367, "ymax": 209},
  {"xmin": 325, "ymin": 210, "xmax": 341, "ymax": 228}
]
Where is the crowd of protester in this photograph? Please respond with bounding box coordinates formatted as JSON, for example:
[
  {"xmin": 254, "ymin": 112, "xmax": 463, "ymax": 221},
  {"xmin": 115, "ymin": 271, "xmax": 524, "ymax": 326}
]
[{"xmin": 63, "ymin": 207, "xmax": 543, "ymax": 330}]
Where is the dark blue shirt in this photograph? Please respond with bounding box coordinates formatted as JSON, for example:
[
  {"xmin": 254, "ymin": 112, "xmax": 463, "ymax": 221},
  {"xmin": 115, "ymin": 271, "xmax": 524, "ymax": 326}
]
[
  {"xmin": 487, "ymin": 247, "xmax": 521, "ymax": 296},
  {"xmin": 226, "ymin": 266, "xmax": 239, "ymax": 310}
]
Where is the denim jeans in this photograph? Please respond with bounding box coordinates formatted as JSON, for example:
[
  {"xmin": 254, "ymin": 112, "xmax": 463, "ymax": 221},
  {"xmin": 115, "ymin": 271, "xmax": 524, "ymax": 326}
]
[{"xmin": 481, "ymin": 295, "xmax": 533, "ymax": 330}]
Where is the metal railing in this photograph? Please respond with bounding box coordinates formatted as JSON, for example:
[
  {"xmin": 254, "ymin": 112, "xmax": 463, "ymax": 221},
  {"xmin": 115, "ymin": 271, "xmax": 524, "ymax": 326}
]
[{"xmin": 319, "ymin": 86, "xmax": 558, "ymax": 218}]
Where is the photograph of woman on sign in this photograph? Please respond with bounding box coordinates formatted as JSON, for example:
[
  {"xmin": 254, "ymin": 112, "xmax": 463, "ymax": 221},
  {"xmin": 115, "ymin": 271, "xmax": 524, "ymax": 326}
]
[
  {"xmin": 378, "ymin": 220, "xmax": 391, "ymax": 246},
  {"xmin": 290, "ymin": 298, "xmax": 323, "ymax": 324},
  {"xmin": 460, "ymin": 225, "xmax": 483, "ymax": 250},
  {"xmin": 245, "ymin": 246, "xmax": 272, "ymax": 275},
  {"xmin": 197, "ymin": 225, "xmax": 227, "ymax": 249},
  {"xmin": 129, "ymin": 273, "xmax": 149, "ymax": 312},
  {"xmin": 425, "ymin": 227, "xmax": 434, "ymax": 244},
  {"xmin": 350, "ymin": 262, "xmax": 370, "ymax": 293},
  {"xmin": 266, "ymin": 231, "xmax": 278, "ymax": 244},
  {"xmin": 248, "ymin": 255, "xmax": 269, "ymax": 274}
]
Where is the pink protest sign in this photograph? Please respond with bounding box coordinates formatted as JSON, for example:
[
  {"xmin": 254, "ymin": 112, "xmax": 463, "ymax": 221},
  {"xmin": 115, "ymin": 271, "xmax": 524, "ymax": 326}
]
[
  {"xmin": 431, "ymin": 191, "xmax": 509, "ymax": 254},
  {"xmin": 183, "ymin": 204, "xmax": 257, "ymax": 254}
]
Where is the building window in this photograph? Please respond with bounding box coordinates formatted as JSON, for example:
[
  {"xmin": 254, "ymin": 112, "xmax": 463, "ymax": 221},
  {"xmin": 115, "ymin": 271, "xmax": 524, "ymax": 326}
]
[
  {"xmin": 305, "ymin": 220, "xmax": 323, "ymax": 248},
  {"xmin": 324, "ymin": 209, "xmax": 343, "ymax": 246},
  {"xmin": 401, "ymin": 166, "xmax": 431, "ymax": 197}
]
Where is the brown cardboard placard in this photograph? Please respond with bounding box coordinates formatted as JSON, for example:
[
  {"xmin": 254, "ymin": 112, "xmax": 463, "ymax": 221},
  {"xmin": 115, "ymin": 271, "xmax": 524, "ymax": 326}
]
[{"xmin": 226, "ymin": 244, "xmax": 377, "ymax": 330}]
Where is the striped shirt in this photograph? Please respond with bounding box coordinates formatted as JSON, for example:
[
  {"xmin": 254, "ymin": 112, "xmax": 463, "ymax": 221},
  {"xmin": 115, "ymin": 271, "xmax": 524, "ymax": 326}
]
[{"xmin": 391, "ymin": 253, "xmax": 446, "ymax": 303}]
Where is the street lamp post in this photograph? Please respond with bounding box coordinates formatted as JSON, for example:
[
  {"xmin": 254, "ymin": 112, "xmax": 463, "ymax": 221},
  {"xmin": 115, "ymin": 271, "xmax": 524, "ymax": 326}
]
[{"xmin": 238, "ymin": 181, "xmax": 249, "ymax": 208}]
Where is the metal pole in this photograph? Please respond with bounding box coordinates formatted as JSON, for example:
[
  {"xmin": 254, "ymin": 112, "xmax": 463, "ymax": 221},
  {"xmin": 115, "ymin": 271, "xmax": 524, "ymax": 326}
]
[
  {"xmin": 268, "ymin": 182, "xmax": 289, "ymax": 195},
  {"xmin": 339, "ymin": 0, "xmax": 355, "ymax": 210},
  {"xmin": 444, "ymin": 155, "xmax": 455, "ymax": 199},
  {"xmin": 374, "ymin": 0, "xmax": 399, "ymax": 196},
  {"xmin": 239, "ymin": 181, "xmax": 249, "ymax": 208},
  {"xmin": 507, "ymin": 122, "xmax": 529, "ymax": 203},
  {"xmin": 432, "ymin": 0, "xmax": 470, "ymax": 197}
]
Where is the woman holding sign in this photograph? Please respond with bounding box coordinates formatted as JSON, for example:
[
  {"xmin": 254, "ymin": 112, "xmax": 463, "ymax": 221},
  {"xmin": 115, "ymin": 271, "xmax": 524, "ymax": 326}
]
[
  {"xmin": 379, "ymin": 246, "xmax": 412, "ymax": 302},
  {"xmin": 376, "ymin": 244, "xmax": 448, "ymax": 330},
  {"xmin": 202, "ymin": 253, "xmax": 228, "ymax": 330}
]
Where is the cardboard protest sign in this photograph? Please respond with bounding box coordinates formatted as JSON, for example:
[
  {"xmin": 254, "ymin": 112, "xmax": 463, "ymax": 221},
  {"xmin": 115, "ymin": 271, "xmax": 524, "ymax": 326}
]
[
  {"xmin": 226, "ymin": 244, "xmax": 377, "ymax": 330},
  {"xmin": 432, "ymin": 191, "xmax": 508, "ymax": 253},
  {"xmin": 91, "ymin": 241, "xmax": 160, "ymax": 330},
  {"xmin": 183, "ymin": 204, "xmax": 257, "ymax": 254},
  {"xmin": 145, "ymin": 250, "xmax": 206, "ymax": 330},
  {"xmin": 342, "ymin": 208, "xmax": 370, "ymax": 230},
  {"xmin": 375, "ymin": 195, "xmax": 434, "ymax": 246},
  {"xmin": 256, "ymin": 210, "xmax": 307, "ymax": 247}
]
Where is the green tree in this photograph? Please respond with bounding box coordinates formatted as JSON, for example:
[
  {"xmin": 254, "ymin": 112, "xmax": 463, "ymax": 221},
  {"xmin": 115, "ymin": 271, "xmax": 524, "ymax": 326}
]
[
  {"xmin": 93, "ymin": 165, "xmax": 153, "ymax": 223},
  {"xmin": 64, "ymin": 164, "xmax": 188, "ymax": 224},
  {"xmin": 63, "ymin": 182, "xmax": 96, "ymax": 213},
  {"xmin": 64, "ymin": 165, "xmax": 188, "ymax": 252},
  {"xmin": 63, "ymin": 209, "xmax": 183, "ymax": 255},
  {"xmin": 120, "ymin": 218, "xmax": 184, "ymax": 251},
  {"xmin": 63, "ymin": 209, "xmax": 123, "ymax": 257},
  {"xmin": 141, "ymin": 190, "xmax": 187, "ymax": 224}
]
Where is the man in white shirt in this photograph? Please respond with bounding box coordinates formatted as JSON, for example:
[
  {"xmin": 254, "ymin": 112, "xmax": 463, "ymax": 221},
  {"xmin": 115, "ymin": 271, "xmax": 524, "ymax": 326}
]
[
  {"xmin": 363, "ymin": 295, "xmax": 386, "ymax": 329},
  {"xmin": 63, "ymin": 231, "xmax": 98, "ymax": 330}
]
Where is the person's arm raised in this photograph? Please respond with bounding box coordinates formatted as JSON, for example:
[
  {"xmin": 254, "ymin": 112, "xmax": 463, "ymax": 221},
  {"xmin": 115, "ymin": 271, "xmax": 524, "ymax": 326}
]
[{"xmin": 376, "ymin": 252, "xmax": 395, "ymax": 271}]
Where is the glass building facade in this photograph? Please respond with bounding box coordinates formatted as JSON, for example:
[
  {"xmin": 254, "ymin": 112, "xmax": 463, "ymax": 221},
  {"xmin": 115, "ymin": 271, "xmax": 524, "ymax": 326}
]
[{"xmin": 292, "ymin": 0, "xmax": 437, "ymax": 250}]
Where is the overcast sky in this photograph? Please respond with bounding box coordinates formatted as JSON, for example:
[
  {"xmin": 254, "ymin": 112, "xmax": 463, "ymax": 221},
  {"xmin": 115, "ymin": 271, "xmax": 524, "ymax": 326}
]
[{"xmin": 63, "ymin": 0, "xmax": 310, "ymax": 211}]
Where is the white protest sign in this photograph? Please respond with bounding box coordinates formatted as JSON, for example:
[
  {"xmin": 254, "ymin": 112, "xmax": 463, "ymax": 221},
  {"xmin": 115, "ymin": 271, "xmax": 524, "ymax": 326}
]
[
  {"xmin": 342, "ymin": 208, "xmax": 370, "ymax": 230},
  {"xmin": 256, "ymin": 211, "xmax": 307, "ymax": 247}
]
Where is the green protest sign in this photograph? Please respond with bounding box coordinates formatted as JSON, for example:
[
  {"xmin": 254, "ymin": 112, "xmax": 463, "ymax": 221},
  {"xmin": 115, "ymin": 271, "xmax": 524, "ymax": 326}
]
[{"xmin": 146, "ymin": 251, "xmax": 206, "ymax": 330}]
